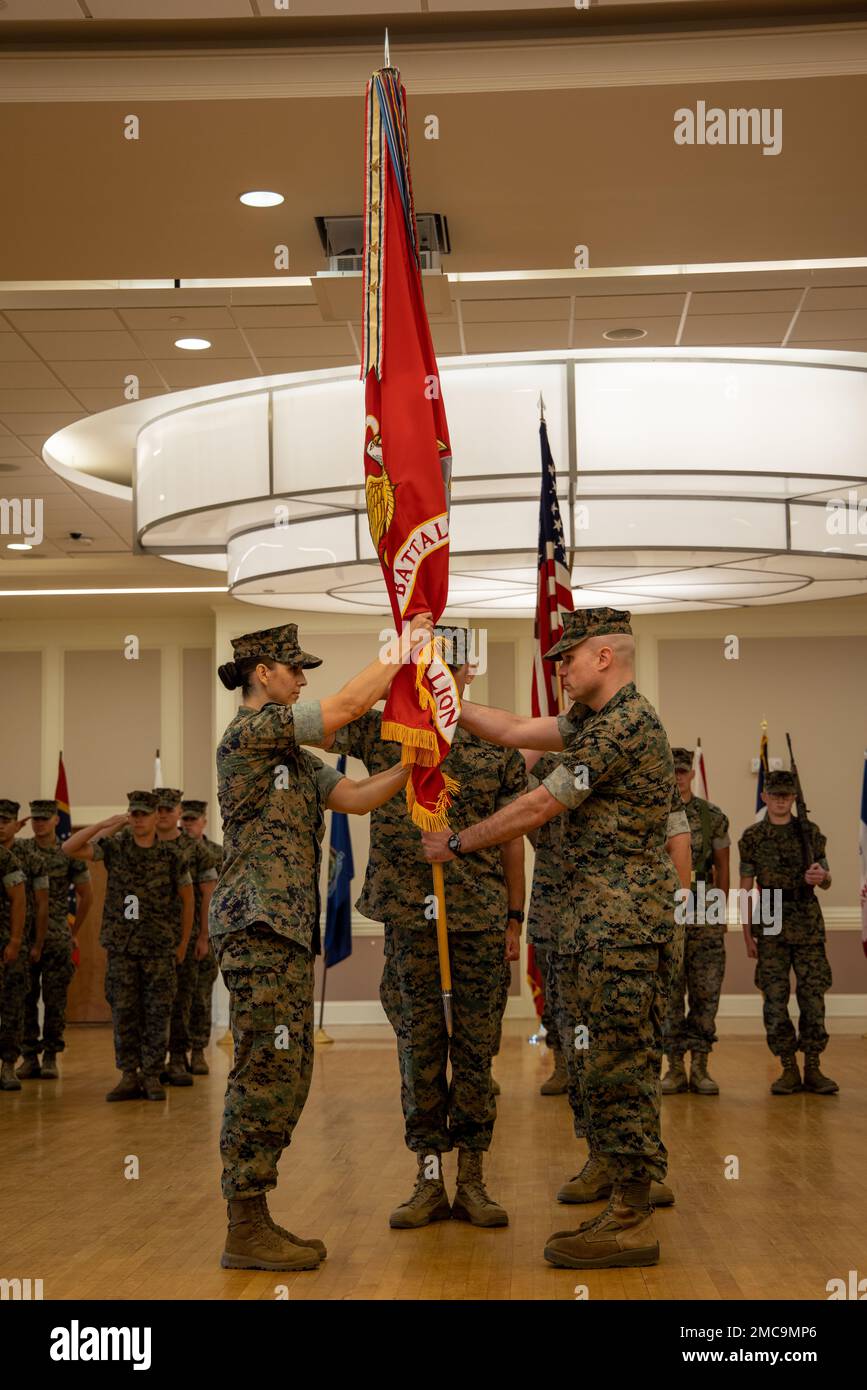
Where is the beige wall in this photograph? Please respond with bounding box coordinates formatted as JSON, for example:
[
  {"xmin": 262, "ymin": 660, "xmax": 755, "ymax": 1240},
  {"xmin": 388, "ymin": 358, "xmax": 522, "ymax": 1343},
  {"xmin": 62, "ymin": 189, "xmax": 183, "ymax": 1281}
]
[
  {"xmin": 64, "ymin": 649, "xmax": 162, "ymax": 805},
  {"xmin": 183, "ymin": 646, "xmax": 214, "ymax": 801},
  {"xmin": 0, "ymin": 650, "xmax": 42, "ymax": 809}
]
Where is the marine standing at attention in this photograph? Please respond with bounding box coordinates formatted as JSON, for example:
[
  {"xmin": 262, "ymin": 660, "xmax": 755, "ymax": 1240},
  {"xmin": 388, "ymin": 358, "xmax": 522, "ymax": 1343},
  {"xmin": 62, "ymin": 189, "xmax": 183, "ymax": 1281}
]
[{"xmin": 210, "ymin": 616, "xmax": 432, "ymax": 1274}]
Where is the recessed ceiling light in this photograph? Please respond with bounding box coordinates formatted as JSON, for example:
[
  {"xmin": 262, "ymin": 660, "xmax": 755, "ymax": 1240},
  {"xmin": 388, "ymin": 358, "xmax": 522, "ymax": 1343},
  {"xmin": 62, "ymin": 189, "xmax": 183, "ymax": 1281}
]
[
  {"xmin": 7, "ymin": 542, "xmax": 32, "ymax": 551},
  {"xmin": 239, "ymin": 191, "xmax": 284, "ymax": 208},
  {"xmin": 603, "ymin": 327, "xmax": 648, "ymax": 342},
  {"xmin": 174, "ymin": 338, "xmax": 211, "ymax": 351}
]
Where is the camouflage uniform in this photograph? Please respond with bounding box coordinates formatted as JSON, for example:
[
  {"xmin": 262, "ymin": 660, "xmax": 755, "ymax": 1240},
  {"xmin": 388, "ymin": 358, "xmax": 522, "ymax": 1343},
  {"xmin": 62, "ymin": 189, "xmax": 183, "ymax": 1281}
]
[
  {"xmin": 738, "ymin": 814, "xmax": 831, "ymax": 1058},
  {"xmin": 210, "ymin": 675, "xmax": 343, "ymax": 1201},
  {"xmin": 188, "ymin": 833, "xmax": 223, "ymax": 1050},
  {"xmin": 21, "ymin": 834, "xmax": 90, "ymax": 1060},
  {"xmin": 663, "ymin": 783, "xmax": 730, "ymax": 1058},
  {"xmin": 0, "ymin": 819, "xmax": 44, "ymax": 1066},
  {"xmin": 541, "ymin": 684, "xmax": 679, "ymax": 1185},
  {"xmin": 93, "ymin": 825, "xmax": 191, "ymax": 1076},
  {"xmin": 164, "ymin": 825, "xmax": 219, "ymax": 1059},
  {"xmin": 0, "ymin": 843, "xmax": 27, "ymax": 1063},
  {"xmin": 332, "ymin": 708, "xmax": 526, "ymax": 1154}
]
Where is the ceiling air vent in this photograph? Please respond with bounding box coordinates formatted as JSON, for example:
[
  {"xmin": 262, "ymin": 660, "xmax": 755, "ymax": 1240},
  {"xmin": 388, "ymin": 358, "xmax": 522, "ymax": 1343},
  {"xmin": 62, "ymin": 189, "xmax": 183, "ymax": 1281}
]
[{"xmin": 315, "ymin": 213, "xmax": 450, "ymax": 273}]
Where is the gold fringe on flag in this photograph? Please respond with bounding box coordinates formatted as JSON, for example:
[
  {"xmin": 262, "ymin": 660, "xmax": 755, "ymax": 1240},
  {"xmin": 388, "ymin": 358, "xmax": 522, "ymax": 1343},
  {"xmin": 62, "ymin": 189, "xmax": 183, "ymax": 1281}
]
[{"xmin": 405, "ymin": 771, "xmax": 460, "ymax": 831}]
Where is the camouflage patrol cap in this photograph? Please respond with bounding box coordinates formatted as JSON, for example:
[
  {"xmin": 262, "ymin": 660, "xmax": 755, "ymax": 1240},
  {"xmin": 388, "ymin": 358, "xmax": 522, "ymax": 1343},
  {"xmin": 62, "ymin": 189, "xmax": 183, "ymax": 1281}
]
[
  {"xmin": 180, "ymin": 799, "xmax": 207, "ymax": 818},
  {"xmin": 671, "ymin": 747, "xmax": 694, "ymax": 771},
  {"xmin": 127, "ymin": 790, "xmax": 158, "ymax": 813},
  {"xmin": 29, "ymin": 799, "xmax": 58, "ymax": 818},
  {"xmin": 153, "ymin": 787, "xmax": 183, "ymax": 809},
  {"xmin": 231, "ymin": 623, "xmax": 322, "ymax": 670},
  {"xmin": 0, "ymin": 798, "xmax": 20, "ymax": 820},
  {"xmin": 434, "ymin": 625, "xmax": 471, "ymax": 669},
  {"xmin": 765, "ymin": 769, "xmax": 796, "ymax": 794},
  {"xmin": 543, "ymin": 607, "xmax": 632, "ymax": 661}
]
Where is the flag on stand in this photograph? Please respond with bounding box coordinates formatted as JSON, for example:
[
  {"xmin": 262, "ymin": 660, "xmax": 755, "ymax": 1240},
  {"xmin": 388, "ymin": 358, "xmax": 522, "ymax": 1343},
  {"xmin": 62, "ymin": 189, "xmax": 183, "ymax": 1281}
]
[
  {"xmin": 361, "ymin": 63, "xmax": 458, "ymax": 831},
  {"xmin": 527, "ymin": 417, "xmax": 573, "ymax": 1015},
  {"xmin": 54, "ymin": 753, "xmax": 79, "ymax": 966},
  {"xmin": 531, "ymin": 419, "xmax": 574, "ymax": 718},
  {"xmin": 754, "ymin": 724, "xmax": 769, "ymax": 821},
  {"xmin": 153, "ymin": 749, "xmax": 163, "ymax": 789},
  {"xmin": 859, "ymin": 752, "xmax": 867, "ymax": 959},
  {"xmin": 324, "ymin": 756, "xmax": 354, "ymax": 969},
  {"xmin": 693, "ymin": 740, "xmax": 709, "ymax": 800}
]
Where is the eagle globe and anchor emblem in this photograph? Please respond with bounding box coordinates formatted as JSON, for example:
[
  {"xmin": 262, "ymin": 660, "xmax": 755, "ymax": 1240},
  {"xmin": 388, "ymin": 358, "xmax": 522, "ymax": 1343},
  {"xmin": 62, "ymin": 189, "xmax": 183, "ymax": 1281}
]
[{"xmin": 364, "ymin": 413, "xmax": 452, "ymax": 568}]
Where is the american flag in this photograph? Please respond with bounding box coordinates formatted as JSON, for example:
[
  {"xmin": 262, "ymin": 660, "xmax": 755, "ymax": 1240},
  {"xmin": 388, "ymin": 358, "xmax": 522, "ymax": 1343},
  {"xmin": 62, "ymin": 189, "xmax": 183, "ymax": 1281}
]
[
  {"xmin": 527, "ymin": 418, "xmax": 573, "ymax": 1017},
  {"xmin": 531, "ymin": 420, "xmax": 573, "ymax": 717}
]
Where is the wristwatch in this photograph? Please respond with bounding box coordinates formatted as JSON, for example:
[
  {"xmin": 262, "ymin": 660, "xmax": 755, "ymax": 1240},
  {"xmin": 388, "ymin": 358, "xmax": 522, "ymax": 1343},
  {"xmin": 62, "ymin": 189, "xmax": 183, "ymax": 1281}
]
[
  {"xmin": 447, "ymin": 832, "xmax": 463, "ymax": 857},
  {"xmin": 507, "ymin": 909, "xmax": 525, "ymax": 925}
]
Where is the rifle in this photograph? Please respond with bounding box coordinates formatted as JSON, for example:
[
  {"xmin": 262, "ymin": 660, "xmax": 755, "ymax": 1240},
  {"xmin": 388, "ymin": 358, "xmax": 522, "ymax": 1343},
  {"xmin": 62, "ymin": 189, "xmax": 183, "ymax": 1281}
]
[{"xmin": 785, "ymin": 733, "xmax": 817, "ymax": 869}]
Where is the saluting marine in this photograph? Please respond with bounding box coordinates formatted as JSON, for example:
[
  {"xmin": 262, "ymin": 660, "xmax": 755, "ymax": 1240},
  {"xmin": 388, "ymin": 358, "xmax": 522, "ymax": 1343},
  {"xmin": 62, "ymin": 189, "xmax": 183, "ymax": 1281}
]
[
  {"xmin": 0, "ymin": 799, "xmax": 47, "ymax": 1092},
  {"xmin": 18, "ymin": 799, "xmax": 92, "ymax": 1082},
  {"xmin": 0, "ymin": 831, "xmax": 26, "ymax": 1093},
  {"xmin": 63, "ymin": 791, "xmax": 193, "ymax": 1103}
]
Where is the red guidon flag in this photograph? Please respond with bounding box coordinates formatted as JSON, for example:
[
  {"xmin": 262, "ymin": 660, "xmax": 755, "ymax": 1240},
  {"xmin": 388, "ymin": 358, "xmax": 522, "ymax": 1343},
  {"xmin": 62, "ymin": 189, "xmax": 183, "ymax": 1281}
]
[{"xmin": 361, "ymin": 64, "xmax": 458, "ymax": 830}]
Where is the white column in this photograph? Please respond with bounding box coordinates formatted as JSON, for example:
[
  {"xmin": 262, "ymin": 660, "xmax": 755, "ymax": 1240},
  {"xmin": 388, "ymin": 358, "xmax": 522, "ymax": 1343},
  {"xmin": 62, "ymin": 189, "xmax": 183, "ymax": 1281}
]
[
  {"xmin": 41, "ymin": 644, "xmax": 63, "ymax": 797},
  {"xmin": 159, "ymin": 644, "xmax": 183, "ymax": 788},
  {"xmin": 634, "ymin": 630, "xmax": 660, "ymax": 710}
]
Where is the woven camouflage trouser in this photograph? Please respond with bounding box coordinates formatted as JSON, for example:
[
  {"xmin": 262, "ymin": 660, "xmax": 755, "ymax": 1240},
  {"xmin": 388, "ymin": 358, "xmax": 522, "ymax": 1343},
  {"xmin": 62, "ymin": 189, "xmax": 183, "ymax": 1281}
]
[
  {"xmin": 22, "ymin": 936, "xmax": 75, "ymax": 1057},
  {"xmin": 551, "ymin": 939, "xmax": 672, "ymax": 1184},
  {"xmin": 755, "ymin": 937, "xmax": 831, "ymax": 1057},
  {"xmin": 0, "ymin": 952, "xmax": 29, "ymax": 1063},
  {"xmin": 384, "ymin": 921, "xmax": 502, "ymax": 1154},
  {"xmin": 168, "ymin": 948, "xmax": 197, "ymax": 1057},
  {"xmin": 105, "ymin": 951, "xmax": 177, "ymax": 1075},
  {"xmin": 217, "ymin": 926, "xmax": 314, "ymax": 1200},
  {"xmin": 189, "ymin": 945, "xmax": 219, "ymax": 1049},
  {"xmin": 663, "ymin": 929, "xmax": 726, "ymax": 1057},
  {"xmin": 536, "ymin": 946, "xmax": 563, "ymax": 1052}
]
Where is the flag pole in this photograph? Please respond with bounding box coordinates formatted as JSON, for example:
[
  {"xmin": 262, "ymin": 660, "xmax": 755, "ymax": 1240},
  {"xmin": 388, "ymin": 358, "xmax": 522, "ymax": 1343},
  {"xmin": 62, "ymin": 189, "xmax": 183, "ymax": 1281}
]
[
  {"xmin": 431, "ymin": 863, "xmax": 453, "ymax": 1036},
  {"xmin": 315, "ymin": 959, "xmax": 334, "ymax": 1045}
]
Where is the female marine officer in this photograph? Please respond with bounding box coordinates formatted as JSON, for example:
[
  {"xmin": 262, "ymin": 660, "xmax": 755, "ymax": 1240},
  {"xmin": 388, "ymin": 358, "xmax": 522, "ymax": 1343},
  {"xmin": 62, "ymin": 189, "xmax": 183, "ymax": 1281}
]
[{"xmin": 211, "ymin": 616, "xmax": 432, "ymax": 1274}]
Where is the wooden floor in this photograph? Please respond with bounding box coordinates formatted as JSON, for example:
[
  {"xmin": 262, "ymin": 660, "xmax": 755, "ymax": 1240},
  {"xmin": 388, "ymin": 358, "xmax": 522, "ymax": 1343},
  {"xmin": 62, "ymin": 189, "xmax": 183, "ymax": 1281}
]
[{"xmin": 2, "ymin": 1020, "xmax": 865, "ymax": 1302}]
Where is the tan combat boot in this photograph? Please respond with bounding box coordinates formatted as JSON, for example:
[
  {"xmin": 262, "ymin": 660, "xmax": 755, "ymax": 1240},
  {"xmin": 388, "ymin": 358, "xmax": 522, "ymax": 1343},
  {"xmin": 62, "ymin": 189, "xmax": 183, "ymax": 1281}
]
[
  {"xmin": 451, "ymin": 1150, "xmax": 509, "ymax": 1227},
  {"xmin": 389, "ymin": 1152, "xmax": 451, "ymax": 1229},
  {"xmin": 40, "ymin": 1051, "xmax": 59, "ymax": 1079},
  {"xmin": 661, "ymin": 1055, "xmax": 689, "ymax": 1094},
  {"xmin": 802, "ymin": 1053, "xmax": 839, "ymax": 1094},
  {"xmin": 166, "ymin": 1053, "xmax": 193, "ymax": 1087},
  {"xmin": 189, "ymin": 1048, "xmax": 209, "ymax": 1075},
  {"xmin": 557, "ymin": 1152, "xmax": 611, "ymax": 1204},
  {"xmin": 1, "ymin": 1060, "xmax": 21, "ymax": 1091},
  {"xmin": 689, "ymin": 1052, "xmax": 719, "ymax": 1095},
  {"xmin": 770, "ymin": 1054, "xmax": 802, "ymax": 1094},
  {"xmin": 16, "ymin": 1056, "xmax": 41, "ymax": 1080},
  {"xmin": 222, "ymin": 1195, "xmax": 321, "ymax": 1271},
  {"xmin": 141, "ymin": 1073, "xmax": 167, "ymax": 1101},
  {"xmin": 106, "ymin": 1071, "xmax": 142, "ymax": 1102},
  {"xmin": 540, "ymin": 1049, "xmax": 568, "ymax": 1095},
  {"xmin": 232, "ymin": 1196, "xmax": 327, "ymax": 1260},
  {"xmin": 544, "ymin": 1181, "xmax": 659, "ymax": 1269}
]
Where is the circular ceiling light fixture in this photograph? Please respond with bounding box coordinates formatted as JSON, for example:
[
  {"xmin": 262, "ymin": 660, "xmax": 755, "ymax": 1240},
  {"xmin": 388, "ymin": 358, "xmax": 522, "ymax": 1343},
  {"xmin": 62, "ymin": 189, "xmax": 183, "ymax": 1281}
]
[
  {"xmin": 43, "ymin": 349, "xmax": 867, "ymax": 615},
  {"xmin": 174, "ymin": 338, "xmax": 211, "ymax": 351},
  {"xmin": 603, "ymin": 327, "xmax": 647, "ymax": 342},
  {"xmin": 239, "ymin": 191, "xmax": 284, "ymax": 208}
]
